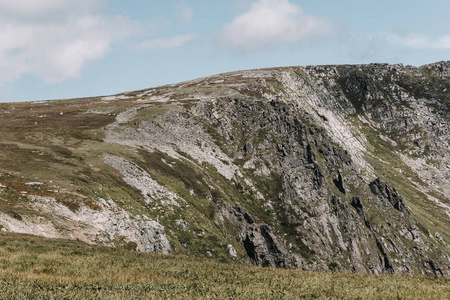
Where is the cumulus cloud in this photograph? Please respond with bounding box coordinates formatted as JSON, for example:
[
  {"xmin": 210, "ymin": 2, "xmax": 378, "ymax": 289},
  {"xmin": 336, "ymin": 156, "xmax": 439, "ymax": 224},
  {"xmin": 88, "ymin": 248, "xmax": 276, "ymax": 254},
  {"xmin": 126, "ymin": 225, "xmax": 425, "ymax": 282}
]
[
  {"xmin": 176, "ymin": 1, "xmax": 193, "ymax": 25},
  {"xmin": 217, "ymin": 0, "xmax": 331, "ymax": 52},
  {"xmin": 136, "ymin": 34, "xmax": 198, "ymax": 50},
  {"xmin": 0, "ymin": 0, "xmax": 136, "ymax": 83}
]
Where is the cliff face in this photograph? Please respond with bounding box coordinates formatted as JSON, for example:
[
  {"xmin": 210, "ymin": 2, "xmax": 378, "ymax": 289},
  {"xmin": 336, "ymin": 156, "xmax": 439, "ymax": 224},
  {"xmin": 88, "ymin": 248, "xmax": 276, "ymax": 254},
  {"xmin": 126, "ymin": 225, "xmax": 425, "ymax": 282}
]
[{"xmin": 0, "ymin": 62, "xmax": 449, "ymax": 275}]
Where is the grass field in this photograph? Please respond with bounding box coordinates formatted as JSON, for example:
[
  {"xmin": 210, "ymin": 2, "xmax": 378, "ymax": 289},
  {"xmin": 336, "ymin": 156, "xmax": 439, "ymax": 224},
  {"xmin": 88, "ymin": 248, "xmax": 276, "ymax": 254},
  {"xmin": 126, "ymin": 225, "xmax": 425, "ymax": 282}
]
[{"xmin": 0, "ymin": 233, "xmax": 448, "ymax": 299}]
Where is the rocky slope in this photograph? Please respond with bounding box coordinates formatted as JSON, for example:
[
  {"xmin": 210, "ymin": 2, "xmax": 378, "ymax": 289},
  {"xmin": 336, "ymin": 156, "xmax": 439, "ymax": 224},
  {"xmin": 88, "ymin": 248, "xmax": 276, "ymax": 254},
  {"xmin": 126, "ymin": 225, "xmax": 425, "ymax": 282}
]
[{"xmin": 0, "ymin": 62, "xmax": 449, "ymax": 276}]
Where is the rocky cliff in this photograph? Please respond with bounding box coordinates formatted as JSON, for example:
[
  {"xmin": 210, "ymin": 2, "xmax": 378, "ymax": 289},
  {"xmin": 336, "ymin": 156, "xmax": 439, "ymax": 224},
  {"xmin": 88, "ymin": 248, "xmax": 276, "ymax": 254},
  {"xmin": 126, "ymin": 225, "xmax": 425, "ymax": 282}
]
[{"xmin": 0, "ymin": 62, "xmax": 449, "ymax": 276}]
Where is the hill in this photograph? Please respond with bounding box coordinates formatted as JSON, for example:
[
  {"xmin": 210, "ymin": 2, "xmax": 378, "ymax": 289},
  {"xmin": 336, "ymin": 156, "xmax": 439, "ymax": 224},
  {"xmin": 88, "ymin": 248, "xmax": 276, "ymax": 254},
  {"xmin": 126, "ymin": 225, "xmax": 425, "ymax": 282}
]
[{"xmin": 0, "ymin": 62, "xmax": 449, "ymax": 275}]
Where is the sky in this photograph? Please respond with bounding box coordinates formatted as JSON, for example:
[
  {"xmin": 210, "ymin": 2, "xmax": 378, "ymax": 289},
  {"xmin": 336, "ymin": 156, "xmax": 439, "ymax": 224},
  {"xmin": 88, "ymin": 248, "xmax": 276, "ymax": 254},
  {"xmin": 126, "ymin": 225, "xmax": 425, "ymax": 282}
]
[{"xmin": 0, "ymin": 0, "xmax": 449, "ymax": 102}]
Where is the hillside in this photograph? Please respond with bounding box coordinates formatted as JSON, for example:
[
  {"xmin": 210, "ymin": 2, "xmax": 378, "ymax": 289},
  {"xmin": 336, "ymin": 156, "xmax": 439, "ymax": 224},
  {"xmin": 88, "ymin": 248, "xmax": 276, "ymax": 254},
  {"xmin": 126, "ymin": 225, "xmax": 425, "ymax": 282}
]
[{"xmin": 0, "ymin": 62, "xmax": 449, "ymax": 276}]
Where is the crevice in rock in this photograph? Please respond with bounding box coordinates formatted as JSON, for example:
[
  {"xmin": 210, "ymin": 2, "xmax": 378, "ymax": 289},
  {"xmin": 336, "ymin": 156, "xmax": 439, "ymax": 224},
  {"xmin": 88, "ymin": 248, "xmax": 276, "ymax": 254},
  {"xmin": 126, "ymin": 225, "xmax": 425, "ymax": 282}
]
[{"xmin": 333, "ymin": 170, "xmax": 346, "ymax": 194}]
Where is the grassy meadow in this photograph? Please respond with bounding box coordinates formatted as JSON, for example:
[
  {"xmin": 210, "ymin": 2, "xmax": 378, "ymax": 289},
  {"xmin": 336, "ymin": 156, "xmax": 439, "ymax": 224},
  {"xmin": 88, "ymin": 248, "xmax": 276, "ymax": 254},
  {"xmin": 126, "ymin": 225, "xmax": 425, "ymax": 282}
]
[{"xmin": 0, "ymin": 232, "xmax": 448, "ymax": 299}]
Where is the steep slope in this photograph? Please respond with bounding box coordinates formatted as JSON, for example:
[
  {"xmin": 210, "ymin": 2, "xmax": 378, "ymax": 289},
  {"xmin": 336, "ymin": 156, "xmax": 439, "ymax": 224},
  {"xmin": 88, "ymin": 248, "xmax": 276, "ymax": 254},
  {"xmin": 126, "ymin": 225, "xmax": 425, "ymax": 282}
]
[{"xmin": 0, "ymin": 62, "xmax": 449, "ymax": 276}]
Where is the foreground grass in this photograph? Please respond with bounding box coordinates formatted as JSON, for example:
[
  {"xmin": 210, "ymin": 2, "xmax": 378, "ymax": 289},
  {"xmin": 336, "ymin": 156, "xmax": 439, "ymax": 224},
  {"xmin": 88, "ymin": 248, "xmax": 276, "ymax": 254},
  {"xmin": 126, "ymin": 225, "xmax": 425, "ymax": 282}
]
[{"xmin": 0, "ymin": 233, "xmax": 448, "ymax": 299}]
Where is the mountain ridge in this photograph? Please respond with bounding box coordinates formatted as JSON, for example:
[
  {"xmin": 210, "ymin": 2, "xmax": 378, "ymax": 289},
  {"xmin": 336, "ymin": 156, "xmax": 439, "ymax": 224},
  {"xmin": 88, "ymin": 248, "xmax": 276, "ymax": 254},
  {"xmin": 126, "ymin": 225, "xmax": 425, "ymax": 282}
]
[{"xmin": 0, "ymin": 62, "xmax": 449, "ymax": 276}]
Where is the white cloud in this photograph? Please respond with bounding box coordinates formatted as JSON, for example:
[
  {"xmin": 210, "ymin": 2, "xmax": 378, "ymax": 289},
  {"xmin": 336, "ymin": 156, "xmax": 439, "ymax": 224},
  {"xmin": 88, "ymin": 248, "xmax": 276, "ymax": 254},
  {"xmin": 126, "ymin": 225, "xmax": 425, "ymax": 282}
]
[
  {"xmin": 0, "ymin": 0, "xmax": 136, "ymax": 83},
  {"xmin": 176, "ymin": 1, "xmax": 193, "ymax": 25},
  {"xmin": 376, "ymin": 32, "xmax": 450, "ymax": 51},
  {"xmin": 217, "ymin": 0, "xmax": 331, "ymax": 52},
  {"xmin": 136, "ymin": 34, "xmax": 198, "ymax": 50},
  {"xmin": 401, "ymin": 34, "xmax": 450, "ymax": 49},
  {"xmin": 0, "ymin": 0, "xmax": 101, "ymax": 19}
]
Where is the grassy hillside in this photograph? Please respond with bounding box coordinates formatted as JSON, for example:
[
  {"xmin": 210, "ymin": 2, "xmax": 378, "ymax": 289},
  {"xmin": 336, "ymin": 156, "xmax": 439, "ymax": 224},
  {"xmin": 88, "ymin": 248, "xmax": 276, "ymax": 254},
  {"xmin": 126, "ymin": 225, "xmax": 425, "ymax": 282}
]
[{"xmin": 0, "ymin": 232, "xmax": 448, "ymax": 299}]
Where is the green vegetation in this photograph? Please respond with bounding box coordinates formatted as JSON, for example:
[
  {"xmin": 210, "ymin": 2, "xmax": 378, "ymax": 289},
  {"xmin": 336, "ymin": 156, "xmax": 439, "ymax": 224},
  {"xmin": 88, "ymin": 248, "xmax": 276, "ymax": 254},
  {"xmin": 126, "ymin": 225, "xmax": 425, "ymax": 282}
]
[
  {"xmin": 124, "ymin": 104, "xmax": 174, "ymax": 128},
  {"xmin": 0, "ymin": 232, "xmax": 448, "ymax": 299}
]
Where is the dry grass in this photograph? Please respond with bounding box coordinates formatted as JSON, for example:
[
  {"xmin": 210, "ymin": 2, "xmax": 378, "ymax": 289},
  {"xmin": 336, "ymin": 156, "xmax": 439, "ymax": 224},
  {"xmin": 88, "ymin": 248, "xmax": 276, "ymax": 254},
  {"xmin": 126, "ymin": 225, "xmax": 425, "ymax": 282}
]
[{"xmin": 0, "ymin": 232, "xmax": 448, "ymax": 299}]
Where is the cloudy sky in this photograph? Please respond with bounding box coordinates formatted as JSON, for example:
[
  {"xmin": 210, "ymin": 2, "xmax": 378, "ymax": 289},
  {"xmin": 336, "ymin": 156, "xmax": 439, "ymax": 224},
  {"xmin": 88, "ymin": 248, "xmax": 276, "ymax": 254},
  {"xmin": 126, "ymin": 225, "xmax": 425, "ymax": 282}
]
[{"xmin": 1, "ymin": 0, "xmax": 449, "ymax": 102}]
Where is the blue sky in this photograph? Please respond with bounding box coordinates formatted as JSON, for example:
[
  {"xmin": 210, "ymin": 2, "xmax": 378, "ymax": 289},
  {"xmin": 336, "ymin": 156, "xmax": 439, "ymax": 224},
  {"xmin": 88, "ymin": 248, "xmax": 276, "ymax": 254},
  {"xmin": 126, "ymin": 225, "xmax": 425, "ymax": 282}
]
[{"xmin": 1, "ymin": 0, "xmax": 449, "ymax": 102}]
